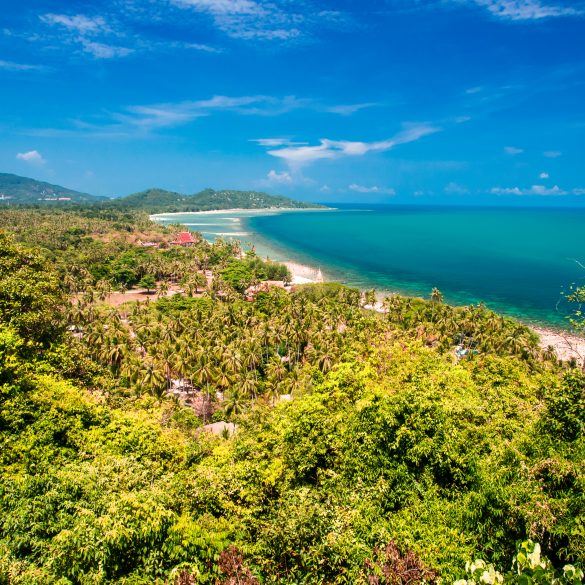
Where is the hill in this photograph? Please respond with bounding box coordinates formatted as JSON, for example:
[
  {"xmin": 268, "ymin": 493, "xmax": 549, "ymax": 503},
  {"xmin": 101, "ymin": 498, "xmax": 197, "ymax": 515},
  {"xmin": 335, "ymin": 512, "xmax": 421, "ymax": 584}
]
[
  {"xmin": 0, "ymin": 173, "xmax": 106, "ymax": 204},
  {"xmin": 114, "ymin": 187, "xmax": 325, "ymax": 212}
]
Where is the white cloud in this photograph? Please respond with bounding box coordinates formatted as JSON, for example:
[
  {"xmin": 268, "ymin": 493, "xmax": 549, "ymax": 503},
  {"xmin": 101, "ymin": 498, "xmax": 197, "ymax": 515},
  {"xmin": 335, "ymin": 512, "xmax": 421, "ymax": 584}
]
[
  {"xmin": 266, "ymin": 169, "xmax": 292, "ymax": 184},
  {"xmin": 265, "ymin": 124, "xmax": 441, "ymax": 167},
  {"xmin": 251, "ymin": 138, "xmax": 306, "ymax": 147},
  {"xmin": 320, "ymin": 184, "xmax": 331, "ymax": 193},
  {"xmin": 171, "ymin": 0, "xmax": 302, "ymax": 40},
  {"xmin": 40, "ymin": 13, "xmax": 109, "ymax": 35},
  {"xmin": 544, "ymin": 150, "xmax": 562, "ymax": 158},
  {"xmin": 172, "ymin": 0, "xmax": 262, "ymax": 15},
  {"xmin": 16, "ymin": 150, "xmax": 46, "ymax": 165},
  {"xmin": 80, "ymin": 40, "xmax": 133, "ymax": 59},
  {"xmin": 0, "ymin": 59, "xmax": 43, "ymax": 71},
  {"xmin": 444, "ymin": 182, "xmax": 470, "ymax": 194},
  {"xmin": 491, "ymin": 184, "xmax": 572, "ymax": 196},
  {"xmin": 30, "ymin": 95, "xmax": 373, "ymax": 138},
  {"xmin": 112, "ymin": 96, "xmax": 300, "ymax": 131},
  {"xmin": 184, "ymin": 42, "xmax": 223, "ymax": 53},
  {"xmin": 539, "ymin": 172, "xmax": 549, "ymax": 179},
  {"xmin": 349, "ymin": 184, "xmax": 395, "ymax": 195},
  {"xmin": 465, "ymin": 86, "xmax": 483, "ymax": 94},
  {"xmin": 504, "ymin": 146, "xmax": 524, "ymax": 155},
  {"xmin": 325, "ymin": 102, "xmax": 378, "ymax": 115},
  {"xmin": 39, "ymin": 13, "xmax": 133, "ymax": 59},
  {"xmin": 467, "ymin": 0, "xmax": 583, "ymax": 21}
]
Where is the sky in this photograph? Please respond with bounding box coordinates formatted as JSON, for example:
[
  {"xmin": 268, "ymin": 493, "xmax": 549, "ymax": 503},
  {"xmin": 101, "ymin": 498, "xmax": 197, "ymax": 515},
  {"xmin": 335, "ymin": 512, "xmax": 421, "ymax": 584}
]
[{"xmin": 1, "ymin": 0, "xmax": 584, "ymax": 204}]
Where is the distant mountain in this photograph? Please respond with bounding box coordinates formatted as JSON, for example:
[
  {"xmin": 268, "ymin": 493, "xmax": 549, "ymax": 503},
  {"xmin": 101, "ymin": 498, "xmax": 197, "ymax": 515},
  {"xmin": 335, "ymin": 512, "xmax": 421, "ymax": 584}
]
[
  {"xmin": 114, "ymin": 187, "xmax": 325, "ymax": 213},
  {"xmin": 0, "ymin": 173, "xmax": 324, "ymax": 211},
  {"xmin": 0, "ymin": 173, "xmax": 106, "ymax": 204}
]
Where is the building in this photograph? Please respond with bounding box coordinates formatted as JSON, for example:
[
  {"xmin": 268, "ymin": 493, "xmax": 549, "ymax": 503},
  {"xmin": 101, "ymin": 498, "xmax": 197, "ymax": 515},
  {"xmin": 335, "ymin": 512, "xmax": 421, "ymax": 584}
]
[
  {"xmin": 245, "ymin": 280, "xmax": 287, "ymax": 301},
  {"xmin": 171, "ymin": 231, "xmax": 197, "ymax": 246}
]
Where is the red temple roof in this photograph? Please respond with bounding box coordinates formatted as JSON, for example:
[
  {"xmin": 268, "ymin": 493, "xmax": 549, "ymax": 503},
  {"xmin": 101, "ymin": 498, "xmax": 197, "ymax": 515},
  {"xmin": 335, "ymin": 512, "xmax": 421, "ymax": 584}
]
[{"xmin": 172, "ymin": 231, "xmax": 196, "ymax": 245}]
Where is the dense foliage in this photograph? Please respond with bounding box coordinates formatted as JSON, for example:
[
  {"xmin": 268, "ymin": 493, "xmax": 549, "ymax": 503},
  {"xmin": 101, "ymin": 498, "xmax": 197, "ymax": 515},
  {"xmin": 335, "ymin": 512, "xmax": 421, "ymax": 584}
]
[{"xmin": 0, "ymin": 209, "xmax": 582, "ymax": 584}]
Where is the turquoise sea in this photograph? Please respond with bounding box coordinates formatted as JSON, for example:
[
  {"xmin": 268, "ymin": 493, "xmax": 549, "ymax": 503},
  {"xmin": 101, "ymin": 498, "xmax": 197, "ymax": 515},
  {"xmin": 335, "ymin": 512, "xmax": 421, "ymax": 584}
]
[{"xmin": 154, "ymin": 205, "xmax": 585, "ymax": 328}]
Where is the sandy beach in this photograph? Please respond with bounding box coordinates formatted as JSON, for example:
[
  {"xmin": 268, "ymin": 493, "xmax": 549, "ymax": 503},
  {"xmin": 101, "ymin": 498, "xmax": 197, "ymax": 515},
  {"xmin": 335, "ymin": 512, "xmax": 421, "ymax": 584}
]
[
  {"xmin": 285, "ymin": 261, "xmax": 323, "ymax": 285},
  {"xmin": 532, "ymin": 326, "xmax": 585, "ymax": 365},
  {"xmin": 149, "ymin": 207, "xmax": 332, "ymax": 220}
]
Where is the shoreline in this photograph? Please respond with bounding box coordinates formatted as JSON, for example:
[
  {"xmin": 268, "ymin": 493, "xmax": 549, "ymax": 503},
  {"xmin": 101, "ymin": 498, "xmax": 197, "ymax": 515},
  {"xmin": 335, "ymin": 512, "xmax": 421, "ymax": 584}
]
[
  {"xmin": 287, "ymin": 261, "xmax": 585, "ymax": 364},
  {"xmin": 150, "ymin": 209, "xmax": 585, "ymax": 363},
  {"xmin": 149, "ymin": 206, "xmax": 333, "ymax": 220}
]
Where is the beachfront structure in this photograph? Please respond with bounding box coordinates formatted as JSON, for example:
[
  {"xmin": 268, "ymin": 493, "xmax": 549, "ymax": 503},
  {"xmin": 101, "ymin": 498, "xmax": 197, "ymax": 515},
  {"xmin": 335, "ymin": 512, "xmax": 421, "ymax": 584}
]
[
  {"xmin": 171, "ymin": 231, "xmax": 197, "ymax": 246},
  {"xmin": 245, "ymin": 280, "xmax": 287, "ymax": 301}
]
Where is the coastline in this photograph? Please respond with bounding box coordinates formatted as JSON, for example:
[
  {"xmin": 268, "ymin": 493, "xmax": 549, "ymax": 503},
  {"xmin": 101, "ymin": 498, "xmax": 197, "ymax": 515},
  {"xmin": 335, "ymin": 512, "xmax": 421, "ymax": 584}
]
[
  {"xmin": 149, "ymin": 206, "xmax": 333, "ymax": 220},
  {"xmin": 286, "ymin": 261, "xmax": 585, "ymax": 365},
  {"xmin": 150, "ymin": 208, "xmax": 585, "ymax": 364}
]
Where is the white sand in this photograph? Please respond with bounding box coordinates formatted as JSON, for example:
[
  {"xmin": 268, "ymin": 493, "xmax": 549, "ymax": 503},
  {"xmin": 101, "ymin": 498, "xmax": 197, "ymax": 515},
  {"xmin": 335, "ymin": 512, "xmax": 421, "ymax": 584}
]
[
  {"xmin": 284, "ymin": 261, "xmax": 323, "ymax": 285},
  {"xmin": 532, "ymin": 326, "xmax": 585, "ymax": 365},
  {"xmin": 150, "ymin": 207, "xmax": 332, "ymax": 220}
]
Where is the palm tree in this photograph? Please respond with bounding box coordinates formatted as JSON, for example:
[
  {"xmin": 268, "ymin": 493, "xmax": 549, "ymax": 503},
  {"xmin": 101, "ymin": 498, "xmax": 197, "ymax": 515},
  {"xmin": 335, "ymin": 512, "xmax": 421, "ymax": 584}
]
[
  {"xmin": 193, "ymin": 272, "xmax": 207, "ymax": 294},
  {"xmin": 431, "ymin": 287, "xmax": 444, "ymax": 303},
  {"xmin": 224, "ymin": 389, "xmax": 247, "ymax": 417},
  {"xmin": 138, "ymin": 360, "xmax": 167, "ymax": 399},
  {"xmin": 157, "ymin": 280, "xmax": 170, "ymax": 298}
]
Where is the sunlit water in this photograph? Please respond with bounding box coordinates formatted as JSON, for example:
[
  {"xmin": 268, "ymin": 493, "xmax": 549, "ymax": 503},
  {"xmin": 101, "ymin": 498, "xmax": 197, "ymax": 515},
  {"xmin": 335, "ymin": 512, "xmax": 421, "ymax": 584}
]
[{"xmin": 153, "ymin": 205, "xmax": 585, "ymax": 328}]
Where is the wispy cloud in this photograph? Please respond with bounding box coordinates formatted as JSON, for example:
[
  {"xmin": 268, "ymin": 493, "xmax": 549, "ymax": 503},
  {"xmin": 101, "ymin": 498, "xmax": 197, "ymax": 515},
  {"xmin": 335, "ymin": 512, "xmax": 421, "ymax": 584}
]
[
  {"xmin": 169, "ymin": 0, "xmax": 351, "ymax": 42},
  {"xmin": 349, "ymin": 183, "xmax": 395, "ymax": 195},
  {"xmin": 170, "ymin": 0, "xmax": 302, "ymax": 40},
  {"xmin": 251, "ymin": 138, "xmax": 308, "ymax": 147},
  {"xmin": 539, "ymin": 171, "xmax": 549, "ymax": 179},
  {"xmin": 504, "ymin": 145, "xmax": 524, "ymax": 155},
  {"xmin": 463, "ymin": 0, "xmax": 583, "ymax": 21},
  {"xmin": 80, "ymin": 40, "xmax": 133, "ymax": 59},
  {"xmin": 40, "ymin": 14, "xmax": 110, "ymax": 34},
  {"xmin": 264, "ymin": 124, "xmax": 441, "ymax": 167},
  {"xmin": 544, "ymin": 150, "xmax": 562, "ymax": 158},
  {"xmin": 183, "ymin": 42, "xmax": 224, "ymax": 53},
  {"xmin": 31, "ymin": 95, "xmax": 380, "ymax": 138},
  {"xmin": 444, "ymin": 182, "xmax": 470, "ymax": 194},
  {"xmin": 325, "ymin": 102, "xmax": 378, "ymax": 115},
  {"xmin": 491, "ymin": 184, "xmax": 584, "ymax": 196},
  {"xmin": 0, "ymin": 59, "xmax": 43, "ymax": 71},
  {"xmin": 16, "ymin": 150, "xmax": 46, "ymax": 165},
  {"xmin": 39, "ymin": 12, "xmax": 132, "ymax": 59}
]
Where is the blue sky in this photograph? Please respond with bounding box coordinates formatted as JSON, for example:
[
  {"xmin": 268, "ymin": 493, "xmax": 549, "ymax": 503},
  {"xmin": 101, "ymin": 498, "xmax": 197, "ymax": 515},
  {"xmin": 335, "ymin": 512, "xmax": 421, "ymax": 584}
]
[{"xmin": 1, "ymin": 0, "xmax": 584, "ymax": 204}]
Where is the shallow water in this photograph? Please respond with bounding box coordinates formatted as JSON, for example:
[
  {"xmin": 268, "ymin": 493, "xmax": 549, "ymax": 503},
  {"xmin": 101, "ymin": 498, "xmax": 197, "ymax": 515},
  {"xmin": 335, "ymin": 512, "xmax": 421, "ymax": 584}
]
[{"xmin": 154, "ymin": 205, "xmax": 585, "ymax": 327}]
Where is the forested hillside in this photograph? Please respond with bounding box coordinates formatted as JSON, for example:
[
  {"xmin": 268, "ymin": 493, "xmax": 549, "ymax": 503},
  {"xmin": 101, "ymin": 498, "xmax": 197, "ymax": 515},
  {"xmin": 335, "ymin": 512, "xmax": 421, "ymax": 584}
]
[
  {"xmin": 0, "ymin": 171, "xmax": 323, "ymax": 212},
  {"xmin": 0, "ymin": 208, "xmax": 583, "ymax": 584},
  {"xmin": 0, "ymin": 173, "xmax": 105, "ymax": 204},
  {"xmin": 113, "ymin": 187, "xmax": 325, "ymax": 213}
]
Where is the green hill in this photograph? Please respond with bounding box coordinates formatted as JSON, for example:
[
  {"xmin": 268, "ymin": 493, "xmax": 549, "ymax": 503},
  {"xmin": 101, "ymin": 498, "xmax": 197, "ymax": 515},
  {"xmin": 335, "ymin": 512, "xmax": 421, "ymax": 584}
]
[
  {"xmin": 114, "ymin": 187, "xmax": 325, "ymax": 212},
  {"xmin": 0, "ymin": 173, "xmax": 106, "ymax": 204},
  {"xmin": 0, "ymin": 174, "xmax": 323, "ymax": 212}
]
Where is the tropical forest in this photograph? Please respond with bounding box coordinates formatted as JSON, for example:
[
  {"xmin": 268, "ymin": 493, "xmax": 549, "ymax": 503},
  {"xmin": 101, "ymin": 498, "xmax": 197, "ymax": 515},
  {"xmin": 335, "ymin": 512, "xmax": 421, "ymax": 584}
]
[{"xmin": 0, "ymin": 207, "xmax": 583, "ymax": 584}]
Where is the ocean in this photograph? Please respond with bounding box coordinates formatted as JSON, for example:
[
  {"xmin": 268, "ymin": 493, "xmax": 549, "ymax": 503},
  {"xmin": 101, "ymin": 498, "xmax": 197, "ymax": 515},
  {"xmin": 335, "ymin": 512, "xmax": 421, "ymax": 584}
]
[{"xmin": 153, "ymin": 205, "xmax": 585, "ymax": 328}]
